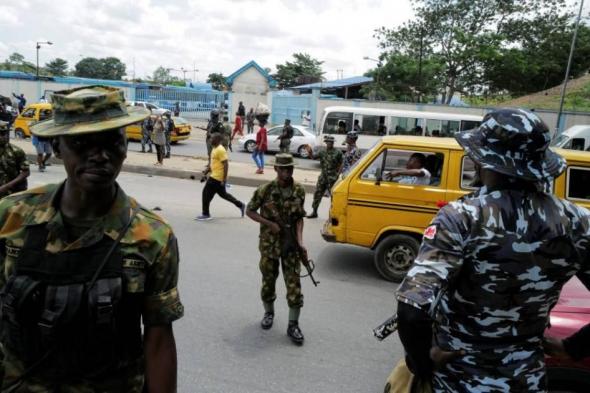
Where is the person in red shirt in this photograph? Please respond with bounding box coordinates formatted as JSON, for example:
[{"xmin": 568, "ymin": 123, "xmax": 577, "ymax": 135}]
[
  {"xmin": 253, "ymin": 120, "xmax": 267, "ymax": 174},
  {"xmin": 230, "ymin": 112, "xmax": 243, "ymax": 143}
]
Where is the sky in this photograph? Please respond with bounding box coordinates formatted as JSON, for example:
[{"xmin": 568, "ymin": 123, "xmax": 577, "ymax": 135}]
[{"xmin": 0, "ymin": 0, "xmax": 414, "ymax": 82}]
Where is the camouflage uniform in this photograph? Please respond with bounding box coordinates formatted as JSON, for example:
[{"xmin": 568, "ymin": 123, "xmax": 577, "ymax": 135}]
[
  {"xmin": 311, "ymin": 148, "xmax": 343, "ymax": 212},
  {"xmin": 0, "ymin": 182, "xmax": 184, "ymax": 392},
  {"xmin": 0, "ymin": 143, "xmax": 29, "ymax": 198},
  {"xmin": 396, "ymin": 108, "xmax": 590, "ymax": 392},
  {"xmin": 278, "ymin": 124, "xmax": 294, "ymax": 153},
  {"xmin": 341, "ymin": 146, "xmax": 362, "ymax": 175},
  {"xmin": 206, "ymin": 121, "xmax": 227, "ymax": 156},
  {"xmin": 247, "ymin": 180, "xmax": 306, "ymax": 308}
]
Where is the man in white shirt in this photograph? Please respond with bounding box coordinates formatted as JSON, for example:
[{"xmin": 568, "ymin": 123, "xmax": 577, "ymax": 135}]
[{"xmin": 386, "ymin": 152, "xmax": 431, "ymax": 185}]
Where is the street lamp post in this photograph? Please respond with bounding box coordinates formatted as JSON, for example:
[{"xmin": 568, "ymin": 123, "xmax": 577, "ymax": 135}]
[
  {"xmin": 363, "ymin": 56, "xmax": 381, "ymax": 101},
  {"xmin": 36, "ymin": 41, "xmax": 53, "ymax": 78}
]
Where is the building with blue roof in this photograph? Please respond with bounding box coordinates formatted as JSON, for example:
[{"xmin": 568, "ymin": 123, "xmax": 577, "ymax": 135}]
[{"xmin": 290, "ymin": 76, "xmax": 373, "ymax": 99}]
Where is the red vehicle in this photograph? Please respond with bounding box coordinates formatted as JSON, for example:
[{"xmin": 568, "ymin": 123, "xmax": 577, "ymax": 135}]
[{"xmin": 546, "ymin": 276, "xmax": 590, "ymax": 392}]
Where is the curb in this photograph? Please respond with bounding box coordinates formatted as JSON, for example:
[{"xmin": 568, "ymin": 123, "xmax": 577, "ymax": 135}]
[{"xmin": 25, "ymin": 153, "xmax": 318, "ymax": 193}]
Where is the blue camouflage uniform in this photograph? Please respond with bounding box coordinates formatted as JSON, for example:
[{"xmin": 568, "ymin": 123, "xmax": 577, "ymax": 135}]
[{"xmin": 396, "ymin": 108, "xmax": 590, "ymax": 392}]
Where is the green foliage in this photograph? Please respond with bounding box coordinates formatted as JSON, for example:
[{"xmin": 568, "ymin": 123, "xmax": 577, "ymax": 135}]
[
  {"xmin": 374, "ymin": 0, "xmax": 578, "ymax": 103},
  {"xmin": 273, "ymin": 53, "xmax": 325, "ymax": 89},
  {"xmin": 152, "ymin": 66, "xmax": 173, "ymax": 83},
  {"xmin": 45, "ymin": 58, "xmax": 68, "ymax": 76},
  {"xmin": 207, "ymin": 72, "xmax": 228, "ymax": 91},
  {"xmin": 74, "ymin": 57, "xmax": 126, "ymax": 80},
  {"xmin": 0, "ymin": 52, "xmax": 36, "ymax": 73}
]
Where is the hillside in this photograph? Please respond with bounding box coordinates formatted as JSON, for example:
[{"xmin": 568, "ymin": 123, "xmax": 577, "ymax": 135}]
[{"xmin": 499, "ymin": 74, "xmax": 590, "ymax": 112}]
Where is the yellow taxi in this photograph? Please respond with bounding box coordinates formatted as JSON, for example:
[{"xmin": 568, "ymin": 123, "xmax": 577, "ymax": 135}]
[
  {"xmin": 13, "ymin": 103, "xmax": 53, "ymax": 138},
  {"xmin": 322, "ymin": 136, "xmax": 590, "ymax": 282},
  {"xmin": 125, "ymin": 116, "xmax": 191, "ymax": 143}
]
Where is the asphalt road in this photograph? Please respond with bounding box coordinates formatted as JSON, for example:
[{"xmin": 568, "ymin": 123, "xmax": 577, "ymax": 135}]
[
  {"xmin": 125, "ymin": 130, "xmax": 322, "ymax": 170},
  {"xmin": 28, "ymin": 167, "xmax": 403, "ymax": 393}
]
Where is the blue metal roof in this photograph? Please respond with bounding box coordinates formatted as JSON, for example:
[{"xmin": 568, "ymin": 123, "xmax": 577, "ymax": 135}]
[
  {"xmin": 0, "ymin": 71, "xmax": 37, "ymax": 80},
  {"xmin": 226, "ymin": 60, "xmax": 277, "ymax": 88},
  {"xmin": 291, "ymin": 76, "xmax": 373, "ymax": 90}
]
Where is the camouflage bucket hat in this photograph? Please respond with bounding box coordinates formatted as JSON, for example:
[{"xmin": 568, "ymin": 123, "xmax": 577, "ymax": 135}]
[
  {"xmin": 324, "ymin": 135, "xmax": 335, "ymax": 143},
  {"xmin": 455, "ymin": 108, "xmax": 566, "ymax": 181},
  {"xmin": 31, "ymin": 85, "xmax": 150, "ymax": 137},
  {"xmin": 273, "ymin": 153, "xmax": 295, "ymax": 167}
]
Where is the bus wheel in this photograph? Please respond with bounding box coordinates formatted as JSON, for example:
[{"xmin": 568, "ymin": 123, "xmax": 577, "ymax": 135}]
[
  {"xmin": 14, "ymin": 129, "xmax": 25, "ymax": 139},
  {"xmin": 374, "ymin": 234, "xmax": 419, "ymax": 282}
]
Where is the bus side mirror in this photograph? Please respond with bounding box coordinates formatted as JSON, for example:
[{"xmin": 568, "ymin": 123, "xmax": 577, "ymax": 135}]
[{"xmin": 375, "ymin": 167, "xmax": 383, "ymax": 185}]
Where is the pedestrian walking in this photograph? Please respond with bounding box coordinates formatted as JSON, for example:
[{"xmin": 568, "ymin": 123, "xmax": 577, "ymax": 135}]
[
  {"xmin": 246, "ymin": 154, "xmax": 308, "ymax": 345},
  {"xmin": 252, "ymin": 118, "xmax": 268, "ymax": 174},
  {"xmin": 0, "ymin": 120, "xmax": 29, "ymax": 197},
  {"xmin": 277, "ymin": 119, "xmax": 294, "ymax": 153},
  {"xmin": 301, "ymin": 110, "xmax": 311, "ymax": 127},
  {"xmin": 141, "ymin": 113, "xmax": 153, "ymax": 153},
  {"xmin": 231, "ymin": 111, "xmax": 243, "ymax": 143},
  {"xmin": 341, "ymin": 130, "xmax": 362, "ymax": 175},
  {"xmin": 174, "ymin": 101, "xmax": 180, "ymax": 117},
  {"xmin": 152, "ymin": 115, "xmax": 166, "ymax": 165},
  {"xmin": 307, "ymin": 135, "xmax": 343, "ymax": 218},
  {"xmin": 12, "ymin": 93, "xmax": 26, "ymax": 113},
  {"xmin": 196, "ymin": 133, "xmax": 245, "ymax": 221},
  {"xmin": 32, "ymin": 134, "xmax": 53, "ymax": 172},
  {"xmin": 237, "ymin": 101, "xmax": 246, "ymax": 133},
  {"xmin": 395, "ymin": 108, "xmax": 589, "ymax": 392},
  {"xmin": 246, "ymin": 108, "xmax": 255, "ymax": 134},
  {"xmin": 0, "ymin": 85, "xmax": 183, "ymax": 392},
  {"xmin": 164, "ymin": 112, "xmax": 173, "ymax": 158}
]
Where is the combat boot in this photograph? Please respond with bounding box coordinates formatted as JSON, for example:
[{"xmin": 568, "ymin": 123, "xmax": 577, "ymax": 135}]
[
  {"xmin": 287, "ymin": 321, "xmax": 304, "ymax": 345},
  {"xmin": 261, "ymin": 312, "xmax": 274, "ymax": 330},
  {"xmin": 306, "ymin": 210, "xmax": 318, "ymax": 219}
]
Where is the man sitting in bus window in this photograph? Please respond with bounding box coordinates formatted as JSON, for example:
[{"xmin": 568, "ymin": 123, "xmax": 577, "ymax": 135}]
[
  {"xmin": 385, "ymin": 153, "xmax": 431, "ymax": 185},
  {"xmin": 353, "ymin": 119, "xmax": 362, "ymax": 132}
]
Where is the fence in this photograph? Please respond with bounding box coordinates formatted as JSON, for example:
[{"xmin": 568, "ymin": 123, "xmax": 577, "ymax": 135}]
[
  {"xmin": 134, "ymin": 86, "xmax": 225, "ymax": 120},
  {"xmin": 271, "ymin": 94, "xmax": 313, "ymax": 126}
]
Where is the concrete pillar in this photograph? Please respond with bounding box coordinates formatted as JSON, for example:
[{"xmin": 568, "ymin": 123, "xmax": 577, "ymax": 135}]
[{"xmin": 311, "ymin": 87, "xmax": 320, "ymax": 132}]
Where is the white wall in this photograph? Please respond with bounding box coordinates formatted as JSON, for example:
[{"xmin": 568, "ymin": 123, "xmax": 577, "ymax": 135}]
[
  {"xmin": 0, "ymin": 79, "xmax": 134, "ymax": 106},
  {"xmin": 231, "ymin": 67, "xmax": 269, "ymax": 95}
]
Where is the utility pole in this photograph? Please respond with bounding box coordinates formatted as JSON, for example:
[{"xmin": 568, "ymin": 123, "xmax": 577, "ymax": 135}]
[
  {"xmin": 417, "ymin": 28, "xmax": 424, "ymax": 103},
  {"xmin": 556, "ymin": 0, "xmax": 584, "ymax": 136},
  {"xmin": 36, "ymin": 41, "xmax": 53, "ymax": 78}
]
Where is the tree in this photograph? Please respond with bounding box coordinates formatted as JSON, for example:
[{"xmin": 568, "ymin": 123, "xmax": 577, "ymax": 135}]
[
  {"xmin": 273, "ymin": 53, "xmax": 325, "ymax": 88},
  {"xmin": 45, "ymin": 58, "xmax": 69, "ymax": 76},
  {"xmin": 375, "ymin": 0, "xmax": 574, "ymax": 103},
  {"xmin": 207, "ymin": 72, "xmax": 228, "ymax": 90},
  {"xmin": 152, "ymin": 66, "xmax": 172, "ymax": 83},
  {"xmin": 74, "ymin": 57, "xmax": 126, "ymax": 80},
  {"xmin": 0, "ymin": 52, "xmax": 36, "ymax": 73}
]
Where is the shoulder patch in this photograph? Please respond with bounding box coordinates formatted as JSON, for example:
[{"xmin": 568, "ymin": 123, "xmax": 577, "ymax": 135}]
[{"xmin": 423, "ymin": 225, "xmax": 437, "ymax": 240}]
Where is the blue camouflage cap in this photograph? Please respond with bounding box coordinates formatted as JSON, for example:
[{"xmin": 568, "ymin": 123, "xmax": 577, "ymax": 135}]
[{"xmin": 455, "ymin": 108, "xmax": 566, "ymax": 181}]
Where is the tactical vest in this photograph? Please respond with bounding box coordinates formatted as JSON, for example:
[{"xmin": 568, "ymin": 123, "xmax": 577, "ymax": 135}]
[{"xmin": 0, "ymin": 224, "xmax": 142, "ymax": 379}]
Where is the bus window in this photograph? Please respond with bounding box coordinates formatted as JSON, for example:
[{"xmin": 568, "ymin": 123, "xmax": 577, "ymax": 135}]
[
  {"xmin": 426, "ymin": 119, "xmax": 441, "ymax": 137},
  {"xmin": 357, "ymin": 115, "xmax": 382, "ymax": 136},
  {"xmin": 461, "ymin": 120, "xmax": 480, "ymax": 131},
  {"xmin": 441, "ymin": 120, "xmax": 460, "ymax": 137},
  {"xmin": 391, "ymin": 117, "xmax": 420, "ymax": 135},
  {"xmin": 323, "ymin": 112, "xmax": 352, "ymax": 135}
]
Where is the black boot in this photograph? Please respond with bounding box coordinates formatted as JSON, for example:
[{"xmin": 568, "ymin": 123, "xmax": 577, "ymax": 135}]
[
  {"xmin": 261, "ymin": 312, "xmax": 274, "ymax": 330},
  {"xmin": 287, "ymin": 321, "xmax": 304, "ymax": 345},
  {"xmin": 306, "ymin": 211, "xmax": 318, "ymax": 219}
]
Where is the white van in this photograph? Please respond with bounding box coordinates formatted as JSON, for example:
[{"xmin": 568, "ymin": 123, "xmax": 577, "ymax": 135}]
[
  {"xmin": 317, "ymin": 106, "xmax": 482, "ymax": 151},
  {"xmin": 552, "ymin": 125, "xmax": 590, "ymax": 151}
]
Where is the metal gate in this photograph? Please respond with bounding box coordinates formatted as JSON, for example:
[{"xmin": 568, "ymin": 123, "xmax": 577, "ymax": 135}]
[
  {"xmin": 271, "ymin": 94, "xmax": 313, "ymax": 126},
  {"xmin": 135, "ymin": 86, "xmax": 225, "ymax": 119}
]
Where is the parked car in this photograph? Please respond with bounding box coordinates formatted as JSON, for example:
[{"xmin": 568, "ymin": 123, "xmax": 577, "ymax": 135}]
[
  {"xmin": 128, "ymin": 101, "xmax": 170, "ymax": 116},
  {"xmin": 545, "ymin": 276, "xmax": 590, "ymax": 392},
  {"xmin": 322, "ymin": 136, "xmax": 590, "ymax": 282},
  {"xmin": 237, "ymin": 125, "xmax": 317, "ymax": 158},
  {"xmin": 125, "ymin": 116, "xmax": 191, "ymax": 143},
  {"xmin": 13, "ymin": 103, "xmax": 53, "ymax": 138},
  {"xmin": 552, "ymin": 125, "xmax": 590, "ymax": 151},
  {"xmin": 383, "ymin": 276, "xmax": 590, "ymax": 392}
]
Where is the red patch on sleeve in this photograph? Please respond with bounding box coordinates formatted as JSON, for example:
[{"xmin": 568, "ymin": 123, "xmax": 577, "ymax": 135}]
[{"xmin": 423, "ymin": 225, "xmax": 437, "ymax": 240}]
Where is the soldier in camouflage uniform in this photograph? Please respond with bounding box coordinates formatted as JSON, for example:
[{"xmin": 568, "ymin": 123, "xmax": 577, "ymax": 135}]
[
  {"xmin": 206, "ymin": 109, "xmax": 227, "ymax": 158},
  {"xmin": 341, "ymin": 130, "xmax": 362, "ymax": 175},
  {"xmin": 0, "ymin": 86, "xmax": 184, "ymax": 392},
  {"xmin": 307, "ymin": 135, "xmax": 343, "ymax": 218},
  {"xmin": 277, "ymin": 119, "xmax": 294, "ymax": 153},
  {"xmin": 395, "ymin": 108, "xmax": 590, "ymax": 392},
  {"xmin": 0, "ymin": 121, "xmax": 29, "ymax": 198},
  {"xmin": 246, "ymin": 154, "xmax": 308, "ymax": 345}
]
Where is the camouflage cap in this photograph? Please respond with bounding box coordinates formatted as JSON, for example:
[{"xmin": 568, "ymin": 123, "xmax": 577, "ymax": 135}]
[
  {"xmin": 324, "ymin": 135, "xmax": 335, "ymax": 143},
  {"xmin": 273, "ymin": 153, "xmax": 295, "ymax": 167},
  {"xmin": 455, "ymin": 108, "xmax": 566, "ymax": 181},
  {"xmin": 31, "ymin": 85, "xmax": 149, "ymax": 137},
  {"xmin": 0, "ymin": 120, "xmax": 8, "ymax": 132}
]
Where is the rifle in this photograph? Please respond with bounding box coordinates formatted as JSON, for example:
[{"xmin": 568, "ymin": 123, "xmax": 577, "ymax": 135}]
[
  {"xmin": 373, "ymin": 314, "xmax": 398, "ymax": 341},
  {"xmin": 267, "ymin": 200, "xmax": 319, "ymax": 287}
]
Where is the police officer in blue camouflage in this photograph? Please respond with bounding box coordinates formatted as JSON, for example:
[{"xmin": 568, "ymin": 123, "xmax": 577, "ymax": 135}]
[{"xmin": 396, "ymin": 108, "xmax": 590, "ymax": 392}]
